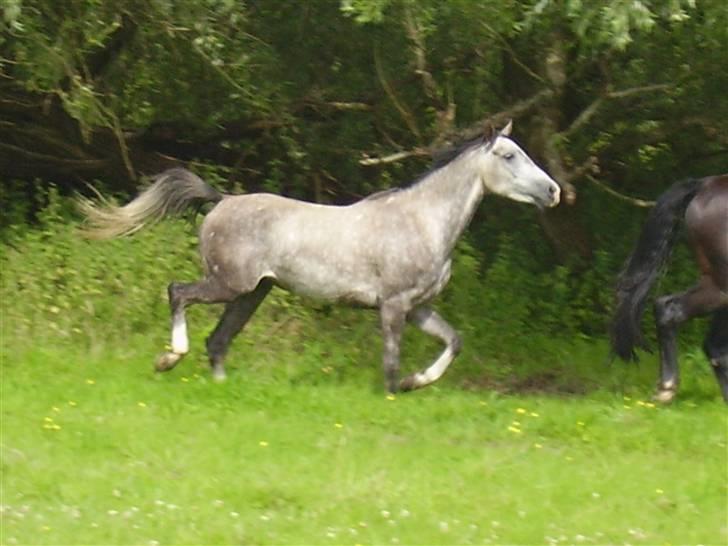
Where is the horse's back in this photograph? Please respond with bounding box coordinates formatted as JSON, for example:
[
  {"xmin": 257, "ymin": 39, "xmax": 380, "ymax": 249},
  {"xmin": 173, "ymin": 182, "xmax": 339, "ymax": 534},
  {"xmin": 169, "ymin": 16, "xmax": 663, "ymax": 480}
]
[{"xmin": 686, "ymin": 175, "xmax": 728, "ymax": 289}]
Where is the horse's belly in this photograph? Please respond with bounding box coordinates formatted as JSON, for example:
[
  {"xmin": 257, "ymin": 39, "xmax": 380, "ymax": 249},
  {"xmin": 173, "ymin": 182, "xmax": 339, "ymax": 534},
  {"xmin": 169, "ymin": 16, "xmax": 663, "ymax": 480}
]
[{"xmin": 271, "ymin": 261, "xmax": 381, "ymax": 306}]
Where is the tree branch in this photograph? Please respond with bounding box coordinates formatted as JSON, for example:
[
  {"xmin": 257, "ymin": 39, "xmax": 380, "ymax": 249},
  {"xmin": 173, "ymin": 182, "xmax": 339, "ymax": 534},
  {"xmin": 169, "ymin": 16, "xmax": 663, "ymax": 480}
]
[
  {"xmin": 359, "ymin": 148, "xmax": 429, "ymax": 166},
  {"xmin": 562, "ymin": 156, "xmax": 599, "ymax": 184},
  {"xmin": 403, "ymin": 7, "xmax": 442, "ymax": 107},
  {"xmin": 373, "ymin": 45, "xmax": 422, "ymax": 140},
  {"xmin": 359, "ymin": 88, "xmax": 554, "ymax": 167},
  {"xmin": 607, "ymin": 83, "xmax": 671, "ymax": 99},
  {"xmin": 585, "ymin": 175, "xmax": 655, "ymax": 208},
  {"xmin": 563, "ymin": 83, "xmax": 672, "ymax": 137},
  {"xmin": 0, "ymin": 142, "xmax": 106, "ymax": 169},
  {"xmin": 479, "ymin": 21, "xmax": 547, "ymax": 85},
  {"xmin": 457, "ymin": 88, "xmax": 554, "ymax": 141},
  {"xmin": 324, "ymin": 101, "xmax": 372, "ymax": 111},
  {"xmin": 402, "ymin": 6, "xmax": 454, "ymax": 138}
]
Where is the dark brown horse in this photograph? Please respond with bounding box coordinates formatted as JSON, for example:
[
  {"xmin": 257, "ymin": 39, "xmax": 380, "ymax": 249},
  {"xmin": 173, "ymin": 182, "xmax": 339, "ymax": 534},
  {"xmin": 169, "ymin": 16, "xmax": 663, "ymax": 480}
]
[{"xmin": 611, "ymin": 174, "xmax": 728, "ymax": 403}]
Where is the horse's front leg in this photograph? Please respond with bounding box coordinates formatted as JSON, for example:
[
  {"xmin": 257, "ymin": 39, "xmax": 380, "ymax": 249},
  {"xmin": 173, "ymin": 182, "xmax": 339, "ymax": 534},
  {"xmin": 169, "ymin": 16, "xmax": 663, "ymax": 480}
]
[
  {"xmin": 379, "ymin": 300, "xmax": 407, "ymax": 393},
  {"xmin": 399, "ymin": 306, "xmax": 461, "ymax": 391}
]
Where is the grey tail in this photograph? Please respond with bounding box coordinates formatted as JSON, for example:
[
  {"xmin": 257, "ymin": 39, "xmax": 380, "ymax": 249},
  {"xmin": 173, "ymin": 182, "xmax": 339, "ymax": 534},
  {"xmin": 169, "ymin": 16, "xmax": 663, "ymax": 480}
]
[{"xmin": 78, "ymin": 168, "xmax": 224, "ymax": 239}]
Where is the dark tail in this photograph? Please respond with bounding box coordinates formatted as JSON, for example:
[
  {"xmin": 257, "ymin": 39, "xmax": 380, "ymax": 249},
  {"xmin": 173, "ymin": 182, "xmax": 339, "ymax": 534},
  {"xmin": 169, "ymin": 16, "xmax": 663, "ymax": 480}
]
[
  {"xmin": 78, "ymin": 168, "xmax": 224, "ymax": 239},
  {"xmin": 610, "ymin": 178, "xmax": 703, "ymax": 361}
]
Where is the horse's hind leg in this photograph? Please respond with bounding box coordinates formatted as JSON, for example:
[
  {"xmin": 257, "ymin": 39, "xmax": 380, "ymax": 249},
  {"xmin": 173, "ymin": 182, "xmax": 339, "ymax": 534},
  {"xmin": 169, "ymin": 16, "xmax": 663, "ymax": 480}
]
[
  {"xmin": 399, "ymin": 306, "xmax": 461, "ymax": 391},
  {"xmin": 704, "ymin": 308, "xmax": 728, "ymax": 403},
  {"xmin": 205, "ymin": 279, "xmax": 272, "ymax": 381},
  {"xmin": 156, "ymin": 277, "xmax": 237, "ymax": 372},
  {"xmin": 654, "ymin": 279, "xmax": 725, "ymax": 402}
]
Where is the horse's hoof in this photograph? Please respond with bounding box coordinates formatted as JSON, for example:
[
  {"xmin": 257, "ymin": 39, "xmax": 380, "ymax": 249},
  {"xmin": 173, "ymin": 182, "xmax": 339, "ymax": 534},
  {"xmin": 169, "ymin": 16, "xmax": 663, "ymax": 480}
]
[
  {"xmin": 653, "ymin": 389, "xmax": 676, "ymax": 404},
  {"xmin": 398, "ymin": 375, "xmax": 417, "ymax": 392},
  {"xmin": 156, "ymin": 352, "xmax": 183, "ymax": 372},
  {"xmin": 212, "ymin": 369, "xmax": 227, "ymax": 383}
]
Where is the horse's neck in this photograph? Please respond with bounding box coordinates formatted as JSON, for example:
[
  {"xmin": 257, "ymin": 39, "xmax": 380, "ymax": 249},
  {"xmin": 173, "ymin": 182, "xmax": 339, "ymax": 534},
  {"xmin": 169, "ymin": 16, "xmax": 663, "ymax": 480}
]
[{"xmin": 408, "ymin": 158, "xmax": 484, "ymax": 255}]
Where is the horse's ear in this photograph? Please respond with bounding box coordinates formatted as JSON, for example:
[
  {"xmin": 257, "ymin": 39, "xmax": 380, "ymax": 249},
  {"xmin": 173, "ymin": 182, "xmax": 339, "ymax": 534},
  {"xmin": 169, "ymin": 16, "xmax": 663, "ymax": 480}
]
[
  {"xmin": 484, "ymin": 120, "xmax": 497, "ymax": 143},
  {"xmin": 500, "ymin": 119, "xmax": 513, "ymax": 137}
]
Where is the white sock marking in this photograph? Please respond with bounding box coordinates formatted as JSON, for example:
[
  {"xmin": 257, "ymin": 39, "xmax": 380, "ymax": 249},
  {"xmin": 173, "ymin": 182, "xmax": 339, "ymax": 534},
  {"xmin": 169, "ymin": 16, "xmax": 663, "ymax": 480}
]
[
  {"xmin": 171, "ymin": 317, "xmax": 189, "ymax": 354},
  {"xmin": 413, "ymin": 347, "xmax": 455, "ymax": 388}
]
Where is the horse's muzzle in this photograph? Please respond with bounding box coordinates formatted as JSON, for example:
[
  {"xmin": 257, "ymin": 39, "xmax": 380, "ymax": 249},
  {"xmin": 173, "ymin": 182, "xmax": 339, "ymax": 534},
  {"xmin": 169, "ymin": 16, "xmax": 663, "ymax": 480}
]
[
  {"xmin": 546, "ymin": 181, "xmax": 561, "ymax": 207},
  {"xmin": 534, "ymin": 181, "xmax": 561, "ymax": 209}
]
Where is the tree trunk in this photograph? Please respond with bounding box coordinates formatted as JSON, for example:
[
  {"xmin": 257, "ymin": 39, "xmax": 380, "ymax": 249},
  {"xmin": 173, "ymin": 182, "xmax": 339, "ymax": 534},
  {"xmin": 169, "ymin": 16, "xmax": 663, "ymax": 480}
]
[{"xmin": 529, "ymin": 33, "xmax": 593, "ymax": 263}]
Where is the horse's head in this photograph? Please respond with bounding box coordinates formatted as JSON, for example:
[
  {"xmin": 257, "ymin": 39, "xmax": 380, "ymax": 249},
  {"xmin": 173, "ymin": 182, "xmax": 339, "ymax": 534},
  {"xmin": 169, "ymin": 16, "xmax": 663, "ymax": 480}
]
[{"xmin": 478, "ymin": 120, "xmax": 561, "ymax": 209}]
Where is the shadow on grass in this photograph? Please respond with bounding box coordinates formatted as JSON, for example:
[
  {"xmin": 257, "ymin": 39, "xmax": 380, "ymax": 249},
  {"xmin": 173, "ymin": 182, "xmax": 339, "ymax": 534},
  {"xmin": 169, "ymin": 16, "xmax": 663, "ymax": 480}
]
[{"xmin": 460, "ymin": 369, "xmax": 596, "ymax": 396}]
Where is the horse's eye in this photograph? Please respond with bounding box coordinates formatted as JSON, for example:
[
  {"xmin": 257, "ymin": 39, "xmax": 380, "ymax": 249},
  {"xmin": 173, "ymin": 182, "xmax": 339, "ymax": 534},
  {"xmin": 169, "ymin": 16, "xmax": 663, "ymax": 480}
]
[{"xmin": 503, "ymin": 153, "xmax": 515, "ymax": 161}]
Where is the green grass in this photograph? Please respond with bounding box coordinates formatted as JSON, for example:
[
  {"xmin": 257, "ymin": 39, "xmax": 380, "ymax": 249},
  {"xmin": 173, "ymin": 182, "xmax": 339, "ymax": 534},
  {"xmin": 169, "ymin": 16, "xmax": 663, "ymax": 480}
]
[{"xmin": 2, "ymin": 337, "xmax": 726, "ymax": 546}]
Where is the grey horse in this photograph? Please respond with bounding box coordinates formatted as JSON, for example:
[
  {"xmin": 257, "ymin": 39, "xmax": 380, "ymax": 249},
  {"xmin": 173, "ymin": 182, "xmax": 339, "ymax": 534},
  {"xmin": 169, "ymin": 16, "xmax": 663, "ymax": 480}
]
[{"xmin": 81, "ymin": 121, "xmax": 560, "ymax": 392}]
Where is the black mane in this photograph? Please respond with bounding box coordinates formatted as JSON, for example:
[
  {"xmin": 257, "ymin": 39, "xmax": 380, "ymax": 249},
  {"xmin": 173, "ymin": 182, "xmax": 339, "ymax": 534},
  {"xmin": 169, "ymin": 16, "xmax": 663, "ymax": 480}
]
[
  {"xmin": 364, "ymin": 134, "xmax": 488, "ymax": 201},
  {"xmin": 429, "ymin": 134, "xmax": 488, "ymax": 171}
]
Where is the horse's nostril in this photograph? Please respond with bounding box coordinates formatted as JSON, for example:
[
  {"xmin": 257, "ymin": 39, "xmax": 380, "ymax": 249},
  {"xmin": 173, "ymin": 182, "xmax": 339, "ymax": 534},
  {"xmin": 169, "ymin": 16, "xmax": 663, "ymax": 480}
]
[{"xmin": 549, "ymin": 184, "xmax": 558, "ymax": 195}]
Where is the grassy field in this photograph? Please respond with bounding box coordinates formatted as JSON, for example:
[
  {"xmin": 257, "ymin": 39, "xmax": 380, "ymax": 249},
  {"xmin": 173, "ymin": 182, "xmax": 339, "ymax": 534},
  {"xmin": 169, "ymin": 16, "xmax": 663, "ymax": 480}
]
[{"xmin": 2, "ymin": 336, "xmax": 726, "ymax": 546}]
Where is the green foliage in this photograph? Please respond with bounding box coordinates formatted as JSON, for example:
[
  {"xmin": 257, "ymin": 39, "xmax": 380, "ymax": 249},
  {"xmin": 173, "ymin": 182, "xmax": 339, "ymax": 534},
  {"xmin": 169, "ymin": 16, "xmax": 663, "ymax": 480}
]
[
  {"xmin": 3, "ymin": 0, "xmax": 276, "ymax": 134},
  {"xmin": 521, "ymin": 0, "xmax": 697, "ymax": 50},
  {"xmin": 340, "ymin": 0, "xmax": 392, "ymax": 24},
  {"xmin": 1, "ymin": 189, "xmax": 198, "ymax": 349}
]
